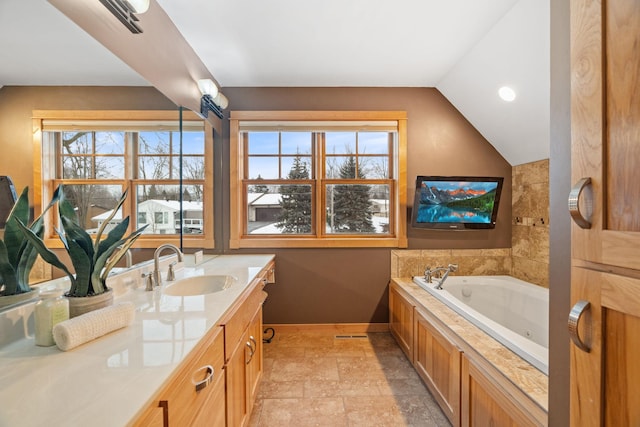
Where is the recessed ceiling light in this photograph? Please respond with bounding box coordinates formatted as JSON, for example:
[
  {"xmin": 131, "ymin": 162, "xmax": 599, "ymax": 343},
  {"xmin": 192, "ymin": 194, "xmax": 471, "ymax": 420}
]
[{"xmin": 498, "ymin": 86, "xmax": 516, "ymax": 102}]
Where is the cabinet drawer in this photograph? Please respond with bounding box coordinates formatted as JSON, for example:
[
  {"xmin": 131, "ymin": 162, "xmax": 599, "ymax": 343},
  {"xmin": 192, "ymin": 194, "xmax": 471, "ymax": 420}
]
[
  {"xmin": 164, "ymin": 325, "xmax": 225, "ymax": 426},
  {"xmin": 192, "ymin": 368, "xmax": 226, "ymax": 427},
  {"xmin": 221, "ymin": 282, "xmax": 267, "ymax": 360}
]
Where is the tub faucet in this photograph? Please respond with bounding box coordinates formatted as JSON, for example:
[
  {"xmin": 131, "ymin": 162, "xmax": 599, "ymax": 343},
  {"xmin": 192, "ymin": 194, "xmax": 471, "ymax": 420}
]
[
  {"xmin": 153, "ymin": 244, "xmax": 184, "ymax": 287},
  {"xmin": 433, "ymin": 264, "xmax": 458, "ymax": 290},
  {"xmin": 424, "ymin": 266, "xmax": 447, "ymax": 283}
]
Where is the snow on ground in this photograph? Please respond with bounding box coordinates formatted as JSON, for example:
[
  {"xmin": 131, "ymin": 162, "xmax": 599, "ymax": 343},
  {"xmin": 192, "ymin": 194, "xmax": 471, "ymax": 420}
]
[{"xmin": 250, "ymin": 216, "xmax": 389, "ymax": 234}]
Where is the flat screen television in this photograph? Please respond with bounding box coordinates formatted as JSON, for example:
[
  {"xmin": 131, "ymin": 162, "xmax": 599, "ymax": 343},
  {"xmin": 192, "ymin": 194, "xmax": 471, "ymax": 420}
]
[{"xmin": 411, "ymin": 175, "xmax": 504, "ymax": 230}]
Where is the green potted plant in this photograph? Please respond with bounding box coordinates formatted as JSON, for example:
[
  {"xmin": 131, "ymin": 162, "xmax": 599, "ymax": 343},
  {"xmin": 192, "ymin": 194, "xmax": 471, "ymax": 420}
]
[
  {"xmin": 0, "ymin": 186, "xmax": 61, "ymax": 308},
  {"xmin": 17, "ymin": 185, "xmax": 147, "ymax": 317}
]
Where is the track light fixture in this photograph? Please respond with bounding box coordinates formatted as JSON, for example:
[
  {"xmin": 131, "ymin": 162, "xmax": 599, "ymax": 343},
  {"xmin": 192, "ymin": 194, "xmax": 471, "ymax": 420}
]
[
  {"xmin": 99, "ymin": 0, "xmax": 149, "ymax": 34},
  {"xmin": 198, "ymin": 79, "xmax": 228, "ymax": 119}
]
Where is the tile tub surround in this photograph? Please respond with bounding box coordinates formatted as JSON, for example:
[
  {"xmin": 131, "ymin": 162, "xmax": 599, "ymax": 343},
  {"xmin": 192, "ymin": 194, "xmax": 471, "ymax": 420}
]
[
  {"xmin": 250, "ymin": 331, "xmax": 451, "ymax": 427},
  {"xmin": 512, "ymin": 159, "xmax": 549, "ymax": 288},
  {"xmin": 0, "ymin": 254, "xmax": 275, "ymax": 427},
  {"xmin": 390, "ymin": 248, "xmax": 512, "ymax": 279}
]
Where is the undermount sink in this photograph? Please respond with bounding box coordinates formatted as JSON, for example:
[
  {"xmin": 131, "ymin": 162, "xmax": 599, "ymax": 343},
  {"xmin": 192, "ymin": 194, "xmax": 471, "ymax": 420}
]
[{"xmin": 162, "ymin": 275, "xmax": 236, "ymax": 296}]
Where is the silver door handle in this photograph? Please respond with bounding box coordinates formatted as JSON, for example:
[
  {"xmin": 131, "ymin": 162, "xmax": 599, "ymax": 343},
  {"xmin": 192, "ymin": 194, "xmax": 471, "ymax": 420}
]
[
  {"xmin": 194, "ymin": 365, "xmax": 214, "ymax": 392},
  {"xmin": 568, "ymin": 300, "xmax": 591, "ymax": 353},
  {"xmin": 568, "ymin": 177, "xmax": 592, "ymax": 229}
]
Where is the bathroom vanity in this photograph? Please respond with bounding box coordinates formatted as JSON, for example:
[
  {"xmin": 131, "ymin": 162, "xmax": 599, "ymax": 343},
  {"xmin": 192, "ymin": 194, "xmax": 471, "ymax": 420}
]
[{"xmin": 0, "ymin": 254, "xmax": 275, "ymax": 427}]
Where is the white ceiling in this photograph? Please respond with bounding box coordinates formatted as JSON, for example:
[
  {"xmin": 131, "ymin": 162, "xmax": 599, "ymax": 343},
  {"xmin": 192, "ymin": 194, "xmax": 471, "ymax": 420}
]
[{"xmin": 0, "ymin": 0, "xmax": 549, "ymax": 166}]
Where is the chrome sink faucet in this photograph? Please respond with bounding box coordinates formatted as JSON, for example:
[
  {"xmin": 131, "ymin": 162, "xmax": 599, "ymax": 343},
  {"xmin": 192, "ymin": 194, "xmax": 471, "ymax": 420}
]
[
  {"xmin": 153, "ymin": 244, "xmax": 184, "ymax": 287},
  {"xmin": 424, "ymin": 263, "xmax": 458, "ymax": 290}
]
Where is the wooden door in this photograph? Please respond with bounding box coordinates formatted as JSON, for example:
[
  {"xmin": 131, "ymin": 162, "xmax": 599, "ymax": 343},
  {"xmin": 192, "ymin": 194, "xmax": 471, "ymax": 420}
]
[{"xmin": 570, "ymin": 0, "xmax": 640, "ymax": 425}]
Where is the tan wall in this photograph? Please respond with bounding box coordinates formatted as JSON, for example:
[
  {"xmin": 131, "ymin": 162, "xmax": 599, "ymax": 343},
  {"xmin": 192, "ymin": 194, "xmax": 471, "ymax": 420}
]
[{"xmin": 512, "ymin": 159, "xmax": 549, "ymax": 287}]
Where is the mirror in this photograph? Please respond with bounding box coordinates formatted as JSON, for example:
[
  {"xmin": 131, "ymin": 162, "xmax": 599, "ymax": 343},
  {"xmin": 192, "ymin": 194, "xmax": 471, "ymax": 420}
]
[{"xmin": 0, "ymin": 2, "xmax": 212, "ymax": 307}]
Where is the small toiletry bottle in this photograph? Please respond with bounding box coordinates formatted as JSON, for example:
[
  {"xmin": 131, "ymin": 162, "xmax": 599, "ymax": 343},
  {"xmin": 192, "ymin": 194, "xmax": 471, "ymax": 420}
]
[{"xmin": 35, "ymin": 290, "xmax": 69, "ymax": 347}]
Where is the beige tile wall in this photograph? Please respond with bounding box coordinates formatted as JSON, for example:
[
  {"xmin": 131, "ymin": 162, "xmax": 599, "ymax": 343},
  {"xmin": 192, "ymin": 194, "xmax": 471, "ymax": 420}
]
[
  {"xmin": 512, "ymin": 159, "xmax": 549, "ymax": 288},
  {"xmin": 390, "ymin": 248, "xmax": 512, "ymax": 279},
  {"xmin": 392, "ymin": 159, "xmax": 550, "ymax": 288}
]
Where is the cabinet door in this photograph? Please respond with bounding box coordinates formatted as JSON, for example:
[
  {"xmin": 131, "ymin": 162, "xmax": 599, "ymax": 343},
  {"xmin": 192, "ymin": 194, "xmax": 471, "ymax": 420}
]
[
  {"xmin": 461, "ymin": 356, "xmax": 537, "ymax": 427},
  {"xmin": 246, "ymin": 305, "xmax": 263, "ymax": 409},
  {"xmin": 192, "ymin": 371, "xmax": 226, "ymax": 427},
  {"xmin": 226, "ymin": 326, "xmax": 250, "ymax": 427},
  {"xmin": 570, "ymin": 267, "xmax": 640, "ymax": 426},
  {"xmin": 570, "ymin": 0, "xmax": 640, "ymax": 270},
  {"xmin": 570, "ymin": 0, "xmax": 640, "ymax": 425},
  {"xmin": 414, "ymin": 307, "xmax": 461, "ymax": 427},
  {"xmin": 389, "ymin": 281, "xmax": 414, "ymax": 361},
  {"xmin": 226, "ymin": 304, "xmax": 263, "ymax": 427}
]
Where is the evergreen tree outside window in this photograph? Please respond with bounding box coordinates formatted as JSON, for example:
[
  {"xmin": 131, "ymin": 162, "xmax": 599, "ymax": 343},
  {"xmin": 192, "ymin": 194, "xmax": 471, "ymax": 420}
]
[
  {"xmin": 330, "ymin": 156, "xmax": 375, "ymax": 233},
  {"xmin": 276, "ymin": 155, "xmax": 312, "ymax": 233}
]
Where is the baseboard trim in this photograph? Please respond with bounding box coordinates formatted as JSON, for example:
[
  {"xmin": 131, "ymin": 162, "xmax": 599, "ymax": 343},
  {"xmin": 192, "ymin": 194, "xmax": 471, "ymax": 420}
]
[{"xmin": 262, "ymin": 323, "xmax": 390, "ymax": 334}]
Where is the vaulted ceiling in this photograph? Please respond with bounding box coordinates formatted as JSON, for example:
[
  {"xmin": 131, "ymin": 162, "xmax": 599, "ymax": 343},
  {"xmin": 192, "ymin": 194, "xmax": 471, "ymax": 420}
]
[{"xmin": 0, "ymin": 0, "xmax": 549, "ymax": 166}]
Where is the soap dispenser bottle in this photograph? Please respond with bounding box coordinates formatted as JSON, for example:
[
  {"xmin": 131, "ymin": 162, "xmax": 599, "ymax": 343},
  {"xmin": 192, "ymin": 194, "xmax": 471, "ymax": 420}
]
[{"xmin": 35, "ymin": 290, "xmax": 69, "ymax": 346}]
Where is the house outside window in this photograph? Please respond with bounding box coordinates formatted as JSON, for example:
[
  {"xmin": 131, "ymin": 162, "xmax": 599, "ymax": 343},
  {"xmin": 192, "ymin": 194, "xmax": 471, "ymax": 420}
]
[
  {"xmin": 229, "ymin": 111, "xmax": 407, "ymax": 249},
  {"xmin": 33, "ymin": 110, "xmax": 214, "ymax": 249}
]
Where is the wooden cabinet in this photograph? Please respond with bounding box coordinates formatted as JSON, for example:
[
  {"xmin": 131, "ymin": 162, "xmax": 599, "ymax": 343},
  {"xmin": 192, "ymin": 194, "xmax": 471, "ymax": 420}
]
[
  {"xmin": 569, "ymin": 0, "xmax": 640, "ymax": 425},
  {"xmin": 192, "ymin": 371, "xmax": 226, "ymax": 427},
  {"xmin": 132, "ymin": 402, "xmax": 166, "ymax": 427},
  {"xmin": 461, "ymin": 356, "xmax": 537, "ymax": 427},
  {"xmin": 245, "ymin": 305, "xmax": 263, "ymax": 408},
  {"xmin": 224, "ymin": 304, "xmax": 263, "ymax": 427},
  {"xmin": 131, "ymin": 259, "xmax": 274, "ymax": 427},
  {"xmin": 414, "ymin": 307, "xmax": 461, "ymax": 427},
  {"xmin": 131, "ymin": 326, "xmax": 225, "ymax": 427},
  {"xmin": 222, "ymin": 266, "xmax": 269, "ymax": 427},
  {"xmin": 389, "ymin": 281, "xmax": 414, "ymax": 362}
]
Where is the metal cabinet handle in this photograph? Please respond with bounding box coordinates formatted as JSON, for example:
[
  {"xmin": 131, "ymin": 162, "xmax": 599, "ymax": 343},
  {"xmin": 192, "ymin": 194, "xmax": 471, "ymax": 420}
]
[
  {"xmin": 568, "ymin": 177, "xmax": 593, "ymax": 229},
  {"xmin": 194, "ymin": 365, "xmax": 214, "ymax": 392},
  {"xmin": 246, "ymin": 341, "xmax": 255, "ymax": 364},
  {"xmin": 568, "ymin": 300, "xmax": 591, "ymax": 353},
  {"xmin": 249, "ymin": 335, "xmax": 257, "ymax": 348}
]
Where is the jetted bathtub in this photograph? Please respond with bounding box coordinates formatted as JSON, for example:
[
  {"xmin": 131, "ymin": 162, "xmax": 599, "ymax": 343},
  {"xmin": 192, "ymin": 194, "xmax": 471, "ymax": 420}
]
[{"xmin": 412, "ymin": 275, "xmax": 549, "ymax": 374}]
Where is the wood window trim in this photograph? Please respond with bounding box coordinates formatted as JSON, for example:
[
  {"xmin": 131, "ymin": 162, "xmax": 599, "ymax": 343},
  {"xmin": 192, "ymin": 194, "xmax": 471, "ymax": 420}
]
[
  {"xmin": 32, "ymin": 110, "xmax": 215, "ymax": 249},
  {"xmin": 229, "ymin": 110, "xmax": 408, "ymax": 249}
]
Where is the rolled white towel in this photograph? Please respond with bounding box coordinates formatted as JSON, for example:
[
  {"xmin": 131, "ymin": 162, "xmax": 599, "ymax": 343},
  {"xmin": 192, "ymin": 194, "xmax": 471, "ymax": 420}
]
[{"xmin": 53, "ymin": 302, "xmax": 136, "ymax": 351}]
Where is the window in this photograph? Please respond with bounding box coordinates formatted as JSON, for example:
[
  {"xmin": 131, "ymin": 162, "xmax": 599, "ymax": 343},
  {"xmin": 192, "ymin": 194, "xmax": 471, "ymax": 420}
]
[
  {"xmin": 230, "ymin": 111, "xmax": 407, "ymax": 248},
  {"xmin": 33, "ymin": 110, "xmax": 214, "ymax": 249}
]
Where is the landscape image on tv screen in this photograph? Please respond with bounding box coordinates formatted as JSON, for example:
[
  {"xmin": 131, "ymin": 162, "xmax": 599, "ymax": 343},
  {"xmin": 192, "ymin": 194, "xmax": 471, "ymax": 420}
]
[{"xmin": 412, "ymin": 177, "xmax": 502, "ymax": 229}]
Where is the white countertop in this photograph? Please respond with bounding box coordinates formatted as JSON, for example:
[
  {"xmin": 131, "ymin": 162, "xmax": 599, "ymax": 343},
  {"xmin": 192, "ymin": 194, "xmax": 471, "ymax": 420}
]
[{"xmin": 0, "ymin": 254, "xmax": 274, "ymax": 427}]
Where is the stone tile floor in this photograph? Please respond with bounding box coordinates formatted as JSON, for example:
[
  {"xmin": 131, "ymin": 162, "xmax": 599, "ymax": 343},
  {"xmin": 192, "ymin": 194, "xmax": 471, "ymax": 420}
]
[{"xmin": 249, "ymin": 331, "xmax": 452, "ymax": 427}]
